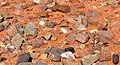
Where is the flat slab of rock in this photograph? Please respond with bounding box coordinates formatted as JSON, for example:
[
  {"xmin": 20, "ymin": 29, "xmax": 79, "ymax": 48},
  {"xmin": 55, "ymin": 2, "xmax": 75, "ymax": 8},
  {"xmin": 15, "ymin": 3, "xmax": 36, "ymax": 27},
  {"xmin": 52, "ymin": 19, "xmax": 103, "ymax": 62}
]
[
  {"xmin": 25, "ymin": 22, "xmax": 38, "ymax": 37},
  {"xmin": 75, "ymin": 33, "xmax": 89, "ymax": 43},
  {"xmin": 81, "ymin": 54, "xmax": 100, "ymax": 65}
]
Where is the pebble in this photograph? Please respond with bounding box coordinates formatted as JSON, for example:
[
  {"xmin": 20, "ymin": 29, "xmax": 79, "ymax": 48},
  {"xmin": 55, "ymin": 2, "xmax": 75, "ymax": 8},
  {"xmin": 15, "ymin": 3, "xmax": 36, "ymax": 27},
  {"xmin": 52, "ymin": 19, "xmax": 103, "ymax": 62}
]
[
  {"xmin": 36, "ymin": 62, "xmax": 47, "ymax": 65},
  {"xmin": 81, "ymin": 54, "xmax": 100, "ymax": 65},
  {"xmin": 17, "ymin": 53, "xmax": 32, "ymax": 64},
  {"xmin": 39, "ymin": 53, "xmax": 48, "ymax": 60},
  {"xmin": 65, "ymin": 47, "xmax": 75, "ymax": 53},
  {"xmin": 46, "ymin": 22, "xmax": 56, "ymax": 28},
  {"xmin": 60, "ymin": 20, "xmax": 68, "ymax": 27},
  {"xmin": 39, "ymin": 20, "xmax": 45, "ymax": 26},
  {"xmin": 43, "ymin": 32, "xmax": 52, "ymax": 40},
  {"xmin": 50, "ymin": 52, "xmax": 61, "ymax": 62},
  {"xmin": 7, "ymin": 25, "xmax": 17, "ymax": 36},
  {"xmin": 11, "ymin": 33, "xmax": 22, "ymax": 44},
  {"xmin": 31, "ymin": 39, "xmax": 44, "ymax": 48},
  {"xmin": 112, "ymin": 54, "xmax": 119, "ymax": 64},
  {"xmin": 99, "ymin": 31, "xmax": 113, "ymax": 39},
  {"xmin": 75, "ymin": 33, "xmax": 90, "ymax": 43},
  {"xmin": 51, "ymin": 4, "xmax": 71, "ymax": 13},
  {"xmin": 25, "ymin": 22, "xmax": 38, "ymax": 37},
  {"xmin": 60, "ymin": 51, "xmax": 75, "ymax": 59}
]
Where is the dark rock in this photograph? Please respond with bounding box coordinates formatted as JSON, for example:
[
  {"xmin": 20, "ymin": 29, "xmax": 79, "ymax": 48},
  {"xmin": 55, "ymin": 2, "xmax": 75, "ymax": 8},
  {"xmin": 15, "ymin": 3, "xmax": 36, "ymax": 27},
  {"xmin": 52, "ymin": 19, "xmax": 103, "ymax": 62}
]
[
  {"xmin": 75, "ymin": 33, "xmax": 90, "ymax": 43},
  {"xmin": 18, "ymin": 28, "xmax": 24, "ymax": 36},
  {"xmin": 65, "ymin": 47, "xmax": 75, "ymax": 53},
  {"xmin": 0, "ymin": 57, "xmax": 6, "ymax": 62},
  {"xmin": 51, "ymin": 4, "xmax": 71, "ymax": 13},
  {"xmin": 0, "ymin": 16, "xmax": 4, "ymax": 23},
  {"xmin": 46, "ymin": 22, "xmax": 56, "ymax": 28},
  {"xmin": 26, "ymin": 22, "xmax": 38, "ymax": 37},
  {"xmin": 112, "ymin": 54, "xmax": 119, "ymax": 64},
  {"xmin": 18, "ymin": 62, "xmax": 33, "ymax": 65},
  {"xmin": 17, "ymin": 53, "xmax": 32, "ymax": 64}
]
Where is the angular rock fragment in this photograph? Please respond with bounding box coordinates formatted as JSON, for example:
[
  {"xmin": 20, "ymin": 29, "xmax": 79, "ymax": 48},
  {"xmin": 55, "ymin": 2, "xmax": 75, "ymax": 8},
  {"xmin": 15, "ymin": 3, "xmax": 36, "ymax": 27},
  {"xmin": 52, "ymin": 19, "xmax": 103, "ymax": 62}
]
[
  {"xmin": 25, "ymin": 22, "xmax": 38, "ymax": 37},
  {"xmin": 99, "ymin": 31, "xmax": 113, "ymax": 39},
  {"xmin": 17, "ymin": 53, "xmax": 32, "ymax": 64},
  {"xmin": 46, "ymin": 22, "xmax": 56, "ymax": 28},
  {"xmin": 60, "ymin": 20, "xmax": 68, "ymax": 27},
  {"xmin": 81, "ymin": 54, "xmax": 100, "ymax": 65},
  {"xmin": 39, "ymin": 53, "xmax": 48, "ymax": 60},
  {"xmin": 31, "ymin": 39, "xmax": 44, "ymax": 48},
  {"xmin": 75, "ymin": 33, "xmax": 90, "ymax": 43},
  {"xmin": 51, "ymin": 4, "xmax": 71, "ymax": 13},
  {"xmin": 43, "ymin": 32, "xmax": 52, "ymax": 40},
  {"xmin": 7, "ymin": 25, "xmax": 17, "ymax": 36},
  {"xmin": 112, "ymin": 54, "xmax": 119, "ymax": 64}
]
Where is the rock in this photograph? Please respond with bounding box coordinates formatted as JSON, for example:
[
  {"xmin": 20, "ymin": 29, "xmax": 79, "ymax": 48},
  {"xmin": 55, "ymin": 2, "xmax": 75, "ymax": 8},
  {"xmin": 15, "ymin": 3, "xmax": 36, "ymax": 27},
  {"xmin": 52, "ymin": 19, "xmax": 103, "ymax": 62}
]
[
  {"xmin": 43, "ymin": 32, "xmax": 52, "ymax": 40},
  {"xmin": 51, "ymin": 4, "xmax": 71, "ymax": 13},
  {"xmin": 36, "ymin": 62, "xmax": 47, "ymax": 65},
  {"xmin": 40, "ymin": 5, "xmax": 48, "ymax": 10},
  {"xmin": 76, "ymin": 24, "xmax": 86, "ymax": 31},
  {"xmin": 31, "ymin": 52, "xmax": 40, "ymax": 59},
  {"xmin": 66, "ymin": 33, "xmax": 76, "ymax": 42},
  {"xmin": 81, "ymin": 54, "xmax": 100, "ymax": 65},
  {"xmin": 11, "ymin": 33, "xmax": 22, "ymax": 44},
  {"xmin": 7, "ymin": 45, "xmax": 15, "ymax": 52},
  {"xmin": 2, "ymin": 20, "xmax": 10, "ymax": 28},
  {"xmin": 54, "ymin": 62, "xmax": 64, "ymax": 65},
  {"xmin": 15, "ymin": 22, "xmax": 23, "ymax": 29},
  {"xmin": 98, "ymin": 61, "xmax": 108, "ymax": 65},
  {"xmin": 65, "ymin": 47, "xmax": 75, "ymax": 53},
  {"xmin": 39, "ymin": 53, "xmax": 48, "ymax": 60},
  {"xmin": 25, "ymin": 22, "xmax": 38, "ymax": 37},
  {"xmin": 112, "ymin": 54, "xmax": 119, "ymax": 64},
  {"xmin": 75, "ymin": 33, "xmax": 90, "ymax": 43},
  {"xmin": 63, "ymin": 56, "xmax": 81, "ymax": 65},
  {"xmin": 58, "ymin": 49, "xmax": 65, "ymax": 54},
  {"xmin": 50, "ymin": 46, "xmax": 61, "ymax": 62},
  {"xmin": 31, "ymin": 39, "xmax": 44, "ymax": 48},
  {"xmin": 17, "ymin": 53, "xmax": 32, "ymax": 64},
  {"xmin": 79, "ymin": 44, "xmax": 85, "ymax": 49},
  {"xmin": 50, "ymin": 52, "xmax": 61, "ymax": 62},
  {"xmin": 0, "ymin": 24, "xmax": 5, "ymax": 32},
  {"xmin": 45, "ymin": 47, "xmax": 51, "ymax": 54},
  {"xmin": 17, "ymin": 28, "xmax": 24, "ymax": 36},
  {"xmin": 88, "ymin": 16, "xmax": 101, "ymax": 25},
  {"xmin": 51, "ymin": 35, "xmax": 57, "ymax": 41},
  {"xmin": 46, "ymin": 22, "xmax": 56, "ymax": 28},
  {"xmin": 99, "ymin": 52, "xmax": 111, "ymax": 62},
  {"xmin": 60, "ymin": 20, "xmax": 68, "ymax": 27},
  {"xmin": 61, "ymin": 51, "xmax": 75, "ymax": 59},
  {"xmin": 7, "ymin": 25, "xmax": 17, "ymax": 36},
  {"xmin": 18, "ymin": 62, "xmax": 33, "ymax": 65},
  {"xmin": 99, "ymin": 31, "xmax": 113, "ymax": 40}
]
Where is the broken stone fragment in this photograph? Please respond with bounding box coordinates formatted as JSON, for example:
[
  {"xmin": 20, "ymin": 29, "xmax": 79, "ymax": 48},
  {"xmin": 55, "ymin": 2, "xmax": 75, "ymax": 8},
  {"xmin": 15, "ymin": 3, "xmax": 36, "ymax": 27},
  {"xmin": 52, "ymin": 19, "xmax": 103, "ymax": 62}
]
[
  {"xmin": 76, "ymin": 24, "xmax": 87, "ymax": 31},
  {"xmin": 88, "ymin": 16, "xmax": 101, "ymax": 25},
  {"xmin": 46, "ymin": 22, "xmax": 56, "ymax": 28},
  {"xmin": 75, "ymin": 33, "xmax": 90, "ymax": 43},
  {"xmin": 60, "ymin": 20, "xmax": 68, "ymax": 27},
  {"xmin": 0, "ymin": 24, "xmax": 5, "ymax": 32},
  {"xmin": 81, "ymin": 54, "xmax": 100, "ymax": 65},
  {"xmin": 30, "ymin": 39, "xmax": 44, "ymax": 48},
  {"xmin": 25, "ymin": 22, "xmax": 38, "ymax": 37},
  {"xmin": 17, "ymin": 53, "xmax": 32, "ymax": 64},
  {"xmin": 51, "ymin": 4, "xmax": 71, "ymax": 13},
  {"xmin": 7, "ymin": 25, "xmax": 17, "ymax": 37},
  {"xmin": 43, "ymin": 32, "xmax": 52, "ymax": 40},
  {"xmin": 39, "ymin": 53, "xmax": 48, "ymax": 60}
]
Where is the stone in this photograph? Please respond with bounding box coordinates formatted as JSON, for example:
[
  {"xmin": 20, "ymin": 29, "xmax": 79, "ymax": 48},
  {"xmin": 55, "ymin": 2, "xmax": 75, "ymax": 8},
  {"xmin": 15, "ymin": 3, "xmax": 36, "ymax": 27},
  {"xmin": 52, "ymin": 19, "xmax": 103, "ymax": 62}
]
[
  {"xmin": 88, "ymin": 16, "xmax": 101, "ymax": 25},
  {"xmin": 7, "ymin": 25, "xmax": 17, "ymax": 36},
  {"xmin": 79, "ymin": 44, "xmax": 85, "ymax": 49},
  {"xmin": 99, "ymin": 52, "xmax": 111, "ymax": 62},
  {"xmin": 39, "ymin": 53, "xmax": 48, "ymax": 60},
  {"xmin": 99, "ymin": 31, "xmax": 113, "ymax": 40},
  {"xmin": 13, "ymin": 38, "xmax": 23, "ymax": 49},
  {"xmin": 50, "ymin": 52, "xmax": 61, "ymax": 62},
  {"xmin": 25, "ymin": 22, "xmax": 38, "ymax": 37},
  {"xmin": 11, "ymin": 33, "xmax": 22, "ymax": 44},
  {"xmin": 18, "ymin": 62, "xmax": 33, "ymax": 65},
  {"xmin": 98, "ymin": 61, "xmax": 108, "ymax": 65},
  {"xmin": 81, "ymin": 54, "xmax": 100, "ymax": 65},
  {"xmin": 36, "ymin": 62, "xmax": 47, "ymax": 65},
  {"xmin": 112, "ymin": 54, "xmax": 119, "ymax": 64},
  {"xmin": 40, "ymin": 5, "xmax": 48, "ymax": 10},
  {"xmin": 58, "ymin": 49, "xmax": 65, "ymax": 54},
  {"xmin": 75, "ymin": 33, "xmax": 90, "ymax": 43},
  {"xmin": 51, "ymin": 4, "xmax": 71, "ymax": 13},
  {"xmin": 31, "ymin": 39, "xmax": 44, "ymax": 48},
  {"xmin": 43, "ymin": 32, "xmax": 52, "ymax": 40},
  {"xmin": 61, "ymin": 51, "xmax": 75, "ymax": 59},
  {"xmin": 51, "ymin": 35, "xmax": 57, "ymax": 41},
  {"xmin": 17, "ymin": 53, "xmax": 32, "ymax": 64},
  {"xmin": 0, "ymin": 24, "xmax": 5, "ymax": 32},
  {"xmin": 66, "ymin": 33, "xmax": 76, "ymax": 42},
  {"xmin": 65, "ymin": 47, "xmax": 75, "ymax": 53},
  {"xmin": 76, "ymin": 24, "xmax": 86, "ymax": 31},
  {"xmin": 46, "ymin": 22, "xmax": 56, "ymax": 28},
  {"xmin": 31, "ymin": 52, "xmax": 40, "ymax": 59},
  {"xmin": 60, "ymin": 20, "xmax": 68, "ymax": 27},
  {"xmin": 17, "ymin": 28, "xmax": 24, "ymax": 36}
]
